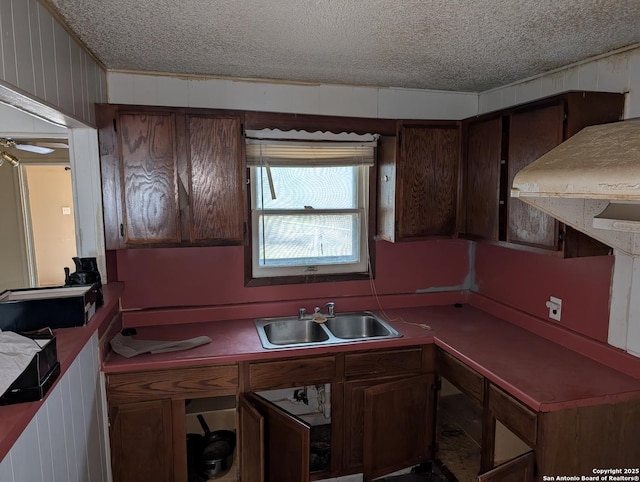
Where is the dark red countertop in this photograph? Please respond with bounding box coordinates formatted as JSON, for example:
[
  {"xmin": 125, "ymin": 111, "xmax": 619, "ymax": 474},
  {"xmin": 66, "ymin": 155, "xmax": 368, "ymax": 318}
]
[
  {"xmin": 0, "ymin": 283, "xmax": 124, "ymax": 463},
  {"xmin": 102, "ymin": 303, "xmax": 640, "ymax": 413}
]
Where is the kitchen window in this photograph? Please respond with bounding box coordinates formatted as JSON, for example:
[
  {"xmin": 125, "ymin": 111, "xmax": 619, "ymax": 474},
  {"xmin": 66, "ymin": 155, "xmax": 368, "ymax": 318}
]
[{"xmin": 246, "ymin": 133, "xmax": 376, "ymax": 281}]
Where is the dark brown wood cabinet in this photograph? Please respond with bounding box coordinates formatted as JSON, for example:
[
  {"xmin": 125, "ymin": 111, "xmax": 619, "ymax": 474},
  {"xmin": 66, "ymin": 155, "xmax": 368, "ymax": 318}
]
[
  {"xmin": 377, "ymin": 123, "xmax": 460, "ymax": 242},
  {"xmin": 342, "ymin": 347, "xmax": 435, "ymax": 479},
  {"xmin": 436, "ymin": 347, "xmax": 640, "ymax": 481},
  {"xmin": 118, "ymin": 112, "xmax": 180, "ymax": 246},
  {"xmin": 462, "ymin": 116, "xmax": 503, "ymax": 241},
  {"xmin": 109, "ymin": 399, "xmax": 175, "ymax": 482},
  {"xmin": 460, "ymin": 91, "xmax": 625, "ymax": 256},
  {"xmin": 182, "ymin": 114, "xmax": 245, "ymax": 244},
  {"xmin": 362, "ymin": 374, "xmax": 435, "ymax": 479},
  {"xmin": 507, "ymin": 103, "xmax": 564, "ymax": 249},
  {"xmin": 240, "ymin": 346, "xmax": 435, "ymax": 482},
  {"xmin": 97, "ymin": 104, "xmax": 246, "ymax": 248},
  {"xmin": 241, "ymin": 355, "xmax": 338, "ymax": 482},
  {"xmin": 478, "ymin": 452, "xmax": 535, "ymax": 482},
  {"xmin": 106, "ymin": 365, "xmax": 239, "ymax": 482},
  {"xmin": 240, "ymin": 393, "xmax": 312, "ymax": 482}
]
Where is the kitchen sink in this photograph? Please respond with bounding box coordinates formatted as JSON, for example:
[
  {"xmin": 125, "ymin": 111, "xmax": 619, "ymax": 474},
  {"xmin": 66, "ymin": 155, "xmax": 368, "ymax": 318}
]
[
  {"xmin": 262, "ymin": 319, "xmax": 330, "ymax": 345},
  {"xmin": 255, "ymin": 311, "xmax": 402, "ymax": 349},
  {"xmin": 323, "ymin": 314, "xmax": 393, "ymax": 339}
]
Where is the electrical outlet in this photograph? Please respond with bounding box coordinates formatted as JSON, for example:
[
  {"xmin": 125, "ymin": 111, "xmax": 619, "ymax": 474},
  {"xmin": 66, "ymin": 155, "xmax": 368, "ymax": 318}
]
[{"xmin": 546, "ymin": 296, "xmax": 562, "ymax": 321}]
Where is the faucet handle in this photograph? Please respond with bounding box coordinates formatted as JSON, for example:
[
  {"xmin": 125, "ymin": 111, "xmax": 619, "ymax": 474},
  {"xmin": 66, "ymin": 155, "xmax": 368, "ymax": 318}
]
[{"xmin": 298, "ymin": 308, "xmax": 306, "ymax": 320}]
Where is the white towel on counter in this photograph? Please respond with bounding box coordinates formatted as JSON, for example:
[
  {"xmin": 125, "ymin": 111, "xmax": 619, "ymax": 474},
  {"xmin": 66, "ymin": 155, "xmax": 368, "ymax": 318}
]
[
  {"xmin": 110, "ymin": 333, "xmax": 211, "ymax": 358},
  {"xmin": 0, "ymin": 331, "xmax": 42, "ymax": 397}
]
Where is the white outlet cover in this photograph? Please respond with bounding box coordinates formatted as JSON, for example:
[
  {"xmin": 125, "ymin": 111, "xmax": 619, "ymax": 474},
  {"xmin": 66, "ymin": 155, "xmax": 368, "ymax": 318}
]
[{"xmin": 547, "ymin": 296, "xmax": 562, "ymax": 321}]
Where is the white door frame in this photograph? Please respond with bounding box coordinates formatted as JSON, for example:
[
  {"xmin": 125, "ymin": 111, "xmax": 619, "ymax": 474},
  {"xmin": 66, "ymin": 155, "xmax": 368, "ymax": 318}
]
[{"xmin": 0, "ymin": 92, "xmax": 107, "ymax": 282}]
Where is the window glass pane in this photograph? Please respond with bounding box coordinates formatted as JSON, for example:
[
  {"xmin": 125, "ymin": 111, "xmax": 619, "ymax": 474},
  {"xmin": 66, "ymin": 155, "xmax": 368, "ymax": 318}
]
[
  {"xmin": 258, "ymin": 213, "xmax": 360, "ymax": 266},
  {"xmin": 255, "ymin": 166, "xmax": 357, "ymax": 210}
]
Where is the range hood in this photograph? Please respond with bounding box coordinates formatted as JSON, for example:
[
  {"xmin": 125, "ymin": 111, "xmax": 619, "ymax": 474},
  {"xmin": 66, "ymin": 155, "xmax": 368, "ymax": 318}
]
[
  {"xmin": 511, "ymin": 118, "xmax": 640, "ymax": 358},
  {"xmin": 511, "ymin": 118, "xmax": 640, "ymax": 256}
]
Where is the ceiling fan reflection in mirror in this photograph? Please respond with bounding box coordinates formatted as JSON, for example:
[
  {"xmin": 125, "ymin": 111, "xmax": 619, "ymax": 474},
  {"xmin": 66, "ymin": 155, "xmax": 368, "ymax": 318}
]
[{"xmin": 0, "ymin": 137, "xmax": 69, "ymax": 167}]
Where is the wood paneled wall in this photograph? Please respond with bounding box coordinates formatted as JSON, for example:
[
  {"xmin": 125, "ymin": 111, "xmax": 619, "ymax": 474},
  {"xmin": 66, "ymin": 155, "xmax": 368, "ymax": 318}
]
[
  {"xmin": 0, "ymin": 0, "xmax": 107, "ymax": 126},
  {"xmin": 479, "ymin": 45, "xmax": 639, "ymax": 118},
  {"xmin": 0, "ymin": 333, "xmax": 110, "ymax": 482}
]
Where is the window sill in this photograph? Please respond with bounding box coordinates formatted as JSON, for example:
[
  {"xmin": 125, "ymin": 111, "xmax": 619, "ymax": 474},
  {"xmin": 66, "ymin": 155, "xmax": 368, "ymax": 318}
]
[{"xmin": 245, "ymin": 272, "xmax": 372, "ymax": 287}]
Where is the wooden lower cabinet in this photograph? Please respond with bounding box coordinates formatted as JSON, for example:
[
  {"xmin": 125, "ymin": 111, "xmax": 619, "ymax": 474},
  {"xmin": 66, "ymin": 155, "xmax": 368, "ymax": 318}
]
[
  {"xmin": 362, "ymin": 374, "xmax": 435, "ymax": 479},
  {"xmin": 343, "ymin": 374, "xmax": 435, "ymax": 478},
  {"xmin": 106, "ymin": 365, "xmax": 239, "ymax": 482},
  {"xmin": 240, "ymin": 393, "xmax": 311, "ymax": 482},
  {"xmin": 109, "ymin": 399, "xmax": 176, "ymax": 482},
  {"xmin": 436, "ymin": 348, "xmax": 640, "ymax": 482},
  {"xmin": 478, "ymin": 452, "xmax": 535, "ymax": 482},
  {"xmin": 107, "ymin": 345, "xmax": 640, "ymax": 482},
  {"xmin": 240, "ymin": 346, "xmax": 435, "ymax": 482}
]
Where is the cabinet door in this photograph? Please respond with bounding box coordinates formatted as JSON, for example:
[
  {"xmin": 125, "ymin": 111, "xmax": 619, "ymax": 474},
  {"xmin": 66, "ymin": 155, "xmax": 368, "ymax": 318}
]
[
  {"xmin": 118, "ymin": 112, "xmax": 180, "ymax": 245},
  {"xmin": 248, "ymin": 393, "xmax": 310, "ymax": 482},
  {"xmin": 507, "ymin": 103, "xmax": 564, "ymax": 249},
  {"xmin": 362, "ymin": 374, "xmax": 435, "ymax": 480},
  {"xmin": 109, "ymin": 399, "xmax": 174, "ymax": 482},
  {"xmin": 186, "ymin": 115, "xmax": 245, "ymax": 244},
  {"xmin": 478, "ymin": 451, "xmax": 535, "ymax": 482},
  {"xmin": 397, "ymin": 125, "xmax": 460, "ymax": 239},
  {"xmin": 464, "ymin": 117, "xmax": 503, "ymax": 241},
  {"xmin": 239, "ymin": 395, "xmax": 265, "ymax": 482}
]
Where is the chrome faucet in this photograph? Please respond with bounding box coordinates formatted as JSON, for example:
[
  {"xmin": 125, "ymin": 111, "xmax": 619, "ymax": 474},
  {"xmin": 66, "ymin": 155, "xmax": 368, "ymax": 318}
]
[
  {"xmin": 298, "ymin": 307, "xmax": 307, "ymax": 320},
  {"xmin": 314, "ymin": 301, "xmax": 335, "ymax": 318}
]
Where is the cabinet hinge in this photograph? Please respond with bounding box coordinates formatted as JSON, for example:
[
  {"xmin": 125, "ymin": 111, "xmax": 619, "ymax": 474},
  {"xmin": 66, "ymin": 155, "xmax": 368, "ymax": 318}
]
[
  {"xmin": 120, "ymin": 223, "xmax": 124, "ymax": 237},
  {"xmin": 113, "ymin": 118, "xmax": 117, "ymax": 132},
  {"xmin": 243, "ymin": 222, "xmax": 247, "ymax": 235},
  {"xmin": 558, "ymin": 227, "xmax": 565, "ymax": 244}
]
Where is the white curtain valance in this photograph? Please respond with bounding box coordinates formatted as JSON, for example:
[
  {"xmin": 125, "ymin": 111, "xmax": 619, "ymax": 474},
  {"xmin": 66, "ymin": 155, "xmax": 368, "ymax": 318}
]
[{"xmin": 245, "ymin": 129, "xmax": 377, "ymax": 167}]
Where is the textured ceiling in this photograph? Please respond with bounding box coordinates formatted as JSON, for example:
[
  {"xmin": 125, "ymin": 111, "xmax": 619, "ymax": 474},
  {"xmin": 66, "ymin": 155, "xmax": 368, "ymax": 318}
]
[{"xmin": 45, "ymin": 0, "xmax": 640, "ymax": 92}]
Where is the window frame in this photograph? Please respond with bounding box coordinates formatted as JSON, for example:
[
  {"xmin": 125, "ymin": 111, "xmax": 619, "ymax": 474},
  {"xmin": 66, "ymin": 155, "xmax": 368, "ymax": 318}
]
[
  {"xmin": 244, "ymin": 164, "xmax": 377, "ymax": 287},
  {"xmin": 250, "ymin": 164, "xmax": 370, "ymax": 279}
]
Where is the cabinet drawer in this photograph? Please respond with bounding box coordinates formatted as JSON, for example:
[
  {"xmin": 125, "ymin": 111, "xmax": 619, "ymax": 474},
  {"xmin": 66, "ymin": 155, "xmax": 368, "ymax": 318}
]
[
  {"xmin": 248, "ymin": 356, "xmax": 336, "ymax": 390},
  {"xmin": 107, "ymin": 364, "xmax": 238, "ymax": 404},
  {"xmin": 437, "ymin": 349, "xmax": 484, "ymax": 403},
  {"xmin": 488, "ymin": 384, "xmax": 537, "ymax": 447},
  {"xmin": 345, "ymin": 347, "xmax": 424, "ymax": 379}
]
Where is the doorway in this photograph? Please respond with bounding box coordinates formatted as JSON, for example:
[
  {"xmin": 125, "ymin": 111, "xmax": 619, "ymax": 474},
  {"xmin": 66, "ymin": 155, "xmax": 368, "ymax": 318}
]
[{"xmin": 21, "ymin": 163, "xmax": 77, "ymax": 287}]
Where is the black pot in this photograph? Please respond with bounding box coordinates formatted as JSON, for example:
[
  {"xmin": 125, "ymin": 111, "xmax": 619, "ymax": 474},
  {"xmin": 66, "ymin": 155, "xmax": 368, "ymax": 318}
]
[
  {"xmin": 197, "ymin": 415, "xmax": 236, "ymax": 479},
  {"xmin": 186, "ymin": 433, "xmax": 205, "ymax": 482}
]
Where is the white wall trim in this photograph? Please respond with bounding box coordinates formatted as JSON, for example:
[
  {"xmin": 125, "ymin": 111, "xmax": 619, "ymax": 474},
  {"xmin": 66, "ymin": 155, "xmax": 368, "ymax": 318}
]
[
  {"xmin": 106, "ymin": 71, "xmax": 479, "ymax": 120},
  {"xmin": 68, "ymin": 128, "xmax": 107, "ymax": 282}
]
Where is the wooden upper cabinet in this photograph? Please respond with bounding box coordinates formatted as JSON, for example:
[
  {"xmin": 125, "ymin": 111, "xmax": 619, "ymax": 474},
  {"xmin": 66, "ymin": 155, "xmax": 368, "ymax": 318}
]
[
  {"xmin": 461, "ymin": 91, "xmax": 625, "ymax": 257},
  {"xmin": 97, "ymin": 105, "xmax": 246, "ymax": 248},
  {"xmin": 118, "ymin": 112, "xmax": 180, "ymax": 246},
  {"xmin": 185, "ymin": 115, "xmax": 245, "ymax": 243},
  {"xmin": 378, "ymin": 123, "xmax": 460, "ymax": 241},
  {"xmin": 507, "ymin": 102, "xmax": 564, "ymax": 249},
  {"xmin": 463, "ymin": 116, "xmax": 503, "ymax": 241}
]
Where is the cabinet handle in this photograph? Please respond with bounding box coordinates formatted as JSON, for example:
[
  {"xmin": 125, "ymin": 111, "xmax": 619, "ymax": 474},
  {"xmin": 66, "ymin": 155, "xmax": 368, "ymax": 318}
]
[{"xmin": 120, "ymin": 223, "xmax": 124, "ymax": 237}]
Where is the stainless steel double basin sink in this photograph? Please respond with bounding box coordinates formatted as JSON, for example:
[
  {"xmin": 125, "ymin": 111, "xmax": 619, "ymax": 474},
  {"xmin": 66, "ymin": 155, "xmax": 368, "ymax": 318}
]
[{"xmin": 255, "ymin": 311, "xmax": 402, "ymax": 349}]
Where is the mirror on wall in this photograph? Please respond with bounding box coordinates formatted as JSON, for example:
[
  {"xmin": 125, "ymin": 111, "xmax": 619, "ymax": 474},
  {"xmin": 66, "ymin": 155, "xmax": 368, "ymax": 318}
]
[{"xmin": 0, "ymin": 103, "xmax": 75, "ymax": 292}]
